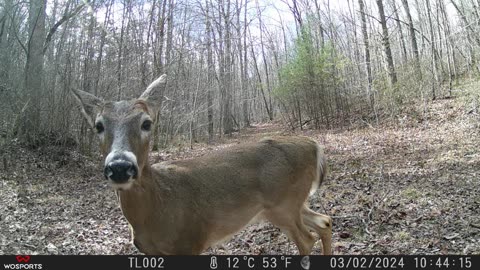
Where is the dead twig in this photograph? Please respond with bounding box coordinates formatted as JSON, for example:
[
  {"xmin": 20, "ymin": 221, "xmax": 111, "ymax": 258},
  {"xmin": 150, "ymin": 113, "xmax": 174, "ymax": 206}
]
[
  {"xmin": 470, "ymin": 223, "xmax": 480, "ymax": 229},
  {"xmin": 23, "ymin": 243, "xmax": 36, "ymax": 249},
  {"xmin": 331, "ymin": 215, "xmax": 362, "ymax": 220},
  {"xmin": 362, "ymin": 190, "xmax": 391, "ymax": 236},
  {"xmin": 362, "ymin": 203, "xmax": 375, "ymax": 236}
]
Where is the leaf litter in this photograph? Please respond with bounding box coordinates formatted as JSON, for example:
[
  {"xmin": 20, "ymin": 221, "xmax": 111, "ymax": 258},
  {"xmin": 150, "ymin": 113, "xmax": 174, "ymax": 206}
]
[{"xmin": 0, "ymin": 92, "xmax": 479, "ymax": 255}]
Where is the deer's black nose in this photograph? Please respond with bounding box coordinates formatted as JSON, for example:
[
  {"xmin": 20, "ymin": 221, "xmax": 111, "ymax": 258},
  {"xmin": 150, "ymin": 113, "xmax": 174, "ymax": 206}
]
[{"xmin": 104, "ymin": 160, "xmax": 138, "ymax": 183}]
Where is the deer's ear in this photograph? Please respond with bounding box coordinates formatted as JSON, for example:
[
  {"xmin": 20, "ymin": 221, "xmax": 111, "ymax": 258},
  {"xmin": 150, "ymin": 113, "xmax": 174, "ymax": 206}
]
[
  {"xmin": 139, "ymin": 74, "xmax": 167, "ymax": 114},
  {"xmin": 71, "ymin": 88, "xmax": 104, "ymax": 128}
]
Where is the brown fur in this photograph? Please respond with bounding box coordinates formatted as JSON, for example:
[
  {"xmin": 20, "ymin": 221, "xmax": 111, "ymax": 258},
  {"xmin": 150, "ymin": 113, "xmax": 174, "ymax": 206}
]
[
  {"xmin": 72, "ymin": 75, "xmax": 332, "ymax": 255},
  {"xmin": 118, "ymin": 136, "xmax": 332, "ymax": 255}
]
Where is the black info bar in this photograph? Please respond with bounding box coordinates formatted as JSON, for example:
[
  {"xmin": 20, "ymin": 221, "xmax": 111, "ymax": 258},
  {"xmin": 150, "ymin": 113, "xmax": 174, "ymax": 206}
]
[{"xmin": 0, "ymin": 255, "xmax": 477, "ymax": 270}]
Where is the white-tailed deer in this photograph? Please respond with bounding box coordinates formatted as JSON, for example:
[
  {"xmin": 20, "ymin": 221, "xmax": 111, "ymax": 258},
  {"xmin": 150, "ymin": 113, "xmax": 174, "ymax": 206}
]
[{"xmin": 72, "ymin": 75, "xmax": 332, "ymax": 255}]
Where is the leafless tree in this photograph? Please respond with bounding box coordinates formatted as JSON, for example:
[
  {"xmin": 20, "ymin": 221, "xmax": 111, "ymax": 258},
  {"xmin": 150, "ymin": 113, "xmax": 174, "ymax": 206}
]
[
  {"xmin": 1, "ymin": 0, "xmax": 479, "ymax": 149},
  {"xmin": 376, "ymin": 0, "xmax": 397, "ymax": 85}
]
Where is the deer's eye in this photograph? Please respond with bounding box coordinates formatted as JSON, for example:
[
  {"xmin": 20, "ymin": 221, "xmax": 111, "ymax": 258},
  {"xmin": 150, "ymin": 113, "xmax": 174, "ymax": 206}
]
[
  {"xmin": 141, "ymin": 120, "xmax": 152, "ymax": 131},
  {"xmin": 95, "ymin": 122, "xmax": 104, "ymax": 133}
]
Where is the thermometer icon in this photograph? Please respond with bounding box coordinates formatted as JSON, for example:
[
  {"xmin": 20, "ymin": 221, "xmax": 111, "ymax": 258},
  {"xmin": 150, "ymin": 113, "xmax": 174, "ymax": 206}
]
[{"xmin": 210, "ymin": 256, "xmax": 218, "ymax": 269}]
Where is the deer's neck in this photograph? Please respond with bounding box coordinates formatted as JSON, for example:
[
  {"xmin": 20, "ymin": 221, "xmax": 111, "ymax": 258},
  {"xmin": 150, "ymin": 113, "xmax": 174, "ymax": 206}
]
[{"xmin": 116, "ymin": 164, "xmax": 158, "ymax": 228}]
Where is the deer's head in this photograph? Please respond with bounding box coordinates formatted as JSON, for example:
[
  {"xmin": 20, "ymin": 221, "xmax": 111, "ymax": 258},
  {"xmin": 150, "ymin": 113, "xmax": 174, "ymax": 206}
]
[{"xmin": 72, "ymin": 75, "xmax": 167, "ymax": 190}]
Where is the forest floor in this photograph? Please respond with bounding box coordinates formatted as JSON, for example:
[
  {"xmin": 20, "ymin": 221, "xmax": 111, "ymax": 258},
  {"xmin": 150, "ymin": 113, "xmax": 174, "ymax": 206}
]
[{"xmin": 1, "ymin": 80, "xmax": 480, "ymax": 255}]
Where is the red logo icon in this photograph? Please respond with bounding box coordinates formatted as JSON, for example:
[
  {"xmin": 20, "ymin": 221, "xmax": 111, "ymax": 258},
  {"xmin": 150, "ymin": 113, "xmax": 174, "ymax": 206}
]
[{"xmin": 16, "ymin": 255, "xmax": 30, "ymax": 263}]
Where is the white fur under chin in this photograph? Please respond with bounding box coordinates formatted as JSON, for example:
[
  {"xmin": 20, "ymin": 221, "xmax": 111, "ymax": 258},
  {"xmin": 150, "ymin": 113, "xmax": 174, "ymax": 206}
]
[{"xmin": 111, "ymin": 180, "xmax": 134, "ymax": 191}]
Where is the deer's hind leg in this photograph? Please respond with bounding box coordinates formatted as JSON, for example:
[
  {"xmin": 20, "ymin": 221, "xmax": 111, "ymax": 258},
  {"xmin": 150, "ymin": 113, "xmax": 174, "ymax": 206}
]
[
  {"xmin": 264, "ymin": 210, "xmax": 316, "ymax": 255},
  {"xmin": 302, "ymin": 206, "xmax": 332, "ymax": 255},
  {"xmin": 263, "ymin": 185, "xmax": 317, "ymax": 256}
]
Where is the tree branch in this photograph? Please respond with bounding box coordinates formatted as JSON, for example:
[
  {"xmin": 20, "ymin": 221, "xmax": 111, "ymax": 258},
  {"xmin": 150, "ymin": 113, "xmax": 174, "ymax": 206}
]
[
  {"xmin": 43, "ymin": 3, "xmax": 86, "ymax": 54},
  {"xmin": 359, "ymin": 10, "xmax": 431, "ymax": 43},
  {"xmin": 3, "ymin": 6, "xmax": 28, "ymax": 55}
]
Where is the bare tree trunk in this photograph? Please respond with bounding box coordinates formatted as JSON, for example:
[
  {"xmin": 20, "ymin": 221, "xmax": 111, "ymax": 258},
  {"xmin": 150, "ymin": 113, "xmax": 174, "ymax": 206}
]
[
  {"xmin": 435, "ymin": 1, "xmax": 444, "ymax": 73},
  {"xmin": 154, "ymin": 0, "xmax": 167, "ymax": 76},
  {"xmin": 220, "ymin": 0, "xmax": 234, "ymax": 134},
  {"xmin": 166, "ymin": 0, "xmax": 174, "ymax": 67},
  {"xmin": 313, "ymin": 0, "xmax": 325, "ymax": 48},
  {"xmin": 205, "ymin": 0, "xmax": 215, "ymax": 143},
  {"xmin": 0, "ymin": 0, "xmax": 13, "ymax": 82},
  {"xmin": 153, "ymin": 0, "xmax": 173, "ymax": 149},
  {"xmin": 450, "ymin": 0, "xmax": 479, "ymax": 71},
  {"xmin": 468, "ymin": 0, "xmax": 480, "ymax": 25},
  {"xmin": 255, "ymin": 0, "xmax": 273, "ymax": 121},
  {"xmin": 140, "ymin": 0, "xmax": 156, "ymax": 89},
  {"xmin": 358, "ymin": 0, "xmax": 374, "ymax": 106},
  {"xmin": 439, "ymin": 0, "xmax": 456, "ymax": 93},
  {"xmin": 237, "ymin": 0, "xmax": 250, "ymax": 127},
  {"xmin": 425, "ymin": 0, "xmax": 438, "ymax": 100},
  {"xmin": 82, "ymin": 10, "xmax": 95, "ymax": 95},
  {"xmin": 82, "ymin": 6, "xmax": 96, "ymax": 154},
  {"xmin": 243, "ymin": 0, "xmax": 250, "ymax": 127},
  {"xmin": 250, "ymin": 38, "xmax": 273, "ymax": 121},
  {"xmin": 376, "ymin": 0, "xmax": 397, "ymax": 85},
  {"xmin": 275, "ymin": 8, "xmax": 289, "ymax": 63},
  {"xmin": 450, "ymin": 0, "xmax": 480, "ymax": 47},
  {"xmin": 22, "ymin": 0, "xmax": 46, "ymax": 143},
  {"xmin": 116, "ymin": 1, "xmax": 128, "ymax": 101},
  {"xmin": 94, "ymin": 0, "xmax": 113, "ymax": 96},
  {"xmin": 402, "ymin": 0, "xmax": 421, "ymax": 75},
  {"xmin": 392, "ymin": 0, "xmax": 408, "ymax": 64},
  {"xmin": 347, "ymin": 0, "xmax": 362, "ymax": 82},
  {"xmin": 289, "ymin": 0, "xmax": 303, "ymax": 37}
]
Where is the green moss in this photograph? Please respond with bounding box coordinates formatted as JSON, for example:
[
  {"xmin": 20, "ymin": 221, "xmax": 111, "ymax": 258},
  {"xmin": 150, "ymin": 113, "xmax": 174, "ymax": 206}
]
[
  {"xmin": 401, "ymin": 187, "xmax": 421, "ymax": 199},
  {"xmin": 393, "ymin": 231, "xmax": 411, "ymax": 241}
]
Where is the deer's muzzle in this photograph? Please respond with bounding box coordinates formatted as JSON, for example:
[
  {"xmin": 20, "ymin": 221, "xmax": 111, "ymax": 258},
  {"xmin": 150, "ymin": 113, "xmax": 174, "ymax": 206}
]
[{"xmin": 104, "ymin": 159, "xmax": 138, "ymax": 183}]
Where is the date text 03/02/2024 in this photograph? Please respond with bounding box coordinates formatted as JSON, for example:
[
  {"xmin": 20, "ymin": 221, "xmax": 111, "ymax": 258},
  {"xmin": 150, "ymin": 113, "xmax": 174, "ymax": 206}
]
[{"xmin": 329, "ymin": 256, "xmax": 474, "ymax": 269}]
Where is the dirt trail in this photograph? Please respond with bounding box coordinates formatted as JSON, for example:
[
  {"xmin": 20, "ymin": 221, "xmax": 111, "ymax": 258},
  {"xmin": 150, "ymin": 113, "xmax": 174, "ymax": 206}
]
[{"xmin": 1, "ymin": 86, "xmax": 479, "ymax": 255}]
